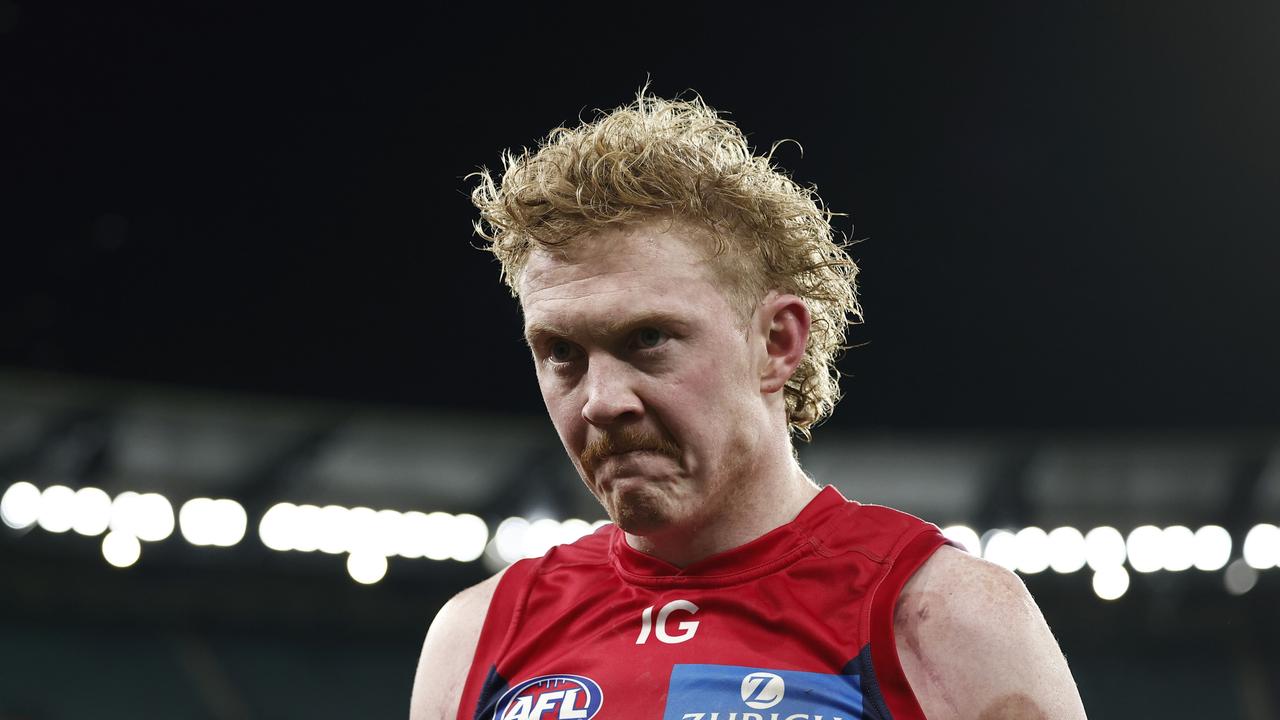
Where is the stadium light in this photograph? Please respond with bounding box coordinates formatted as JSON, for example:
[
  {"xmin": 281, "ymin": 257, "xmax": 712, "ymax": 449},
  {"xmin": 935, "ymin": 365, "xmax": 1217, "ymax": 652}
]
[
  {"xmin": 450, "ymin": 513, "xmax": 490, "ymax": 562},
  {"xmin": 71, "ymin": 487, "xmax": 112, "ymax": 536},
  {"xmin": 1126, "ymin": 525, "xmax": 1165, "ymax": 574},
  {"xmin": 941, "ymin": 525, "xmax": 981, "ymax": 556},
  {"xmin": 346, "ymin": 551, "xmax": 388, "ymax": 584},
  {"xmin": 1047, "ymin": 527, "xmax": 1087, "ymax": 574},
  {"xmin": 1224, "ymin": 558, "xmax": 1258, "ymax": 595},
  {"xmin": 102, "ymin": 530, "xmax": 141, "ymax": 568},
  {"xmin": 1, "ymin": 481, "xmax": 41, "ymax": 529},
  {"xmin": 1014, "ymin": 527, "xmax": 1051, "ymax": 574},
  {"xmin": 1161, "ymin": 526, "xmax": 1195, "ymax": 572},
  {"xmin": 1191, "ymin": 525, "xmax": 1231, "ymax": 572},
  {"xmin": 1084, "ymin": 527, "xmax": 1126, "ymax": 571},
  {"xmin": 179, "ymin": 498, "xmax": 247, "ymax": 547},
  {"xmin": 1092, "ymin": 566, "xmax": 1129, "ymax": 600},
  {"xmin": 982, "ymin": 530, "xmax": 1018, "ymax": 571},
  {"xmin": 110, "ymin": 492, "xmax": 174, "ymax": 543},
  {"xmin": 36, "ymin": 485, "xmax": 77, "ymax": 533},
  {"xmin": 1243, "ymin": 524, "xmax": 1280, "ymax": 570}
]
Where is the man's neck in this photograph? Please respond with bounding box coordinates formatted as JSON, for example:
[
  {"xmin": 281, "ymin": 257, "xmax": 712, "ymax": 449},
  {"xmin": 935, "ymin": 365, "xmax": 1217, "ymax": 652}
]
[{"xmin": 623, "ymin": 465, "xmax": 821, "ymax": 568}]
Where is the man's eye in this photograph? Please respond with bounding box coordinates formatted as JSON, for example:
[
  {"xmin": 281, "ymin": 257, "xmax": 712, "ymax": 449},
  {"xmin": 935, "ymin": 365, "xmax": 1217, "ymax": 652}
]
[
  {"xmin": 634, "ymin": 327, "xmax": 667, "ymax": 349},
  {"xmin": 549, "ymin": 340, "xmax": 578, "ymax": 362}
]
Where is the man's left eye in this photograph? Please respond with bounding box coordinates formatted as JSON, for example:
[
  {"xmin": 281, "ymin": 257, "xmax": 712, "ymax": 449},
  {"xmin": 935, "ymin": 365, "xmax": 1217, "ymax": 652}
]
[{"xmin": 634, "ymin": 327, "xmax": 667, "ymax": 349}]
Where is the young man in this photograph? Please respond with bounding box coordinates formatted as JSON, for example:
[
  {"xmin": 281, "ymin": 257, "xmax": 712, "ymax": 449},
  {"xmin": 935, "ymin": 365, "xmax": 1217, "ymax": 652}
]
[{"xmin": 411, "ymin": 94, "xmax": 1087, "ymax": 720}]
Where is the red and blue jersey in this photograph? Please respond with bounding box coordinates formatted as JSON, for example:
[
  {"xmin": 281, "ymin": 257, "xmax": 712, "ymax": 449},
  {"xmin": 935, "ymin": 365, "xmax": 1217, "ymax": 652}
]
[{"xmin": 457, "ymin": 486, "xmax": 948, "ymax": 720}]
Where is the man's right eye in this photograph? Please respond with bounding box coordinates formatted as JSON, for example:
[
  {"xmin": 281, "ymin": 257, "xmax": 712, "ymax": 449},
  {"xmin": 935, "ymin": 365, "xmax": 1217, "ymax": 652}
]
[{"xmin": 549, "ymin": 340, "xmax": 578, "ymax": 362}]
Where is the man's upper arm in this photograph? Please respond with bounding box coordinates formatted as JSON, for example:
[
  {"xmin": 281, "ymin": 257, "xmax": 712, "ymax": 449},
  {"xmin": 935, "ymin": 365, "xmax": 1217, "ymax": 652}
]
[
  {"xmin": 893, "ymin": 545, "xmax": 1087, "ymax": 720},
  {"xmin": 410, "ymin": 568, "xmax": 506, "ymax": 720}
]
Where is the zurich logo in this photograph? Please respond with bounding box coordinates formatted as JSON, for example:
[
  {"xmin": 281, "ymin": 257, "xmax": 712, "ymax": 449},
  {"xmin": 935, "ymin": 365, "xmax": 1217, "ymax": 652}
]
[
  {"xmin": 740, "ymin": 671, "xmax": 785, "ymax": 709},
  {"xmin": 495, "ymin": 674, "xmax": 604, "ymax": 720}
]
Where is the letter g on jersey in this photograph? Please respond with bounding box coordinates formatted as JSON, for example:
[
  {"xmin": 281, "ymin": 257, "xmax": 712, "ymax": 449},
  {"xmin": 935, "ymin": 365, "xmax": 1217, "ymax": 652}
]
[
  {"xmin": 636, "ymin": 599, "xmax": 700, "ymax": 644},
  {"xmin": 740, "ymin": 672, "xmax": 785, "ymax": 710}
]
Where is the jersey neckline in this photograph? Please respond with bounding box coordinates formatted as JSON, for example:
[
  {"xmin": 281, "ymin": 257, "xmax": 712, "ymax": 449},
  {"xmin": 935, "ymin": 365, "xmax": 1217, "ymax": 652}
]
[{"xmin": 607, "ymin": 485, "xmax": 851, "ymax": 588}]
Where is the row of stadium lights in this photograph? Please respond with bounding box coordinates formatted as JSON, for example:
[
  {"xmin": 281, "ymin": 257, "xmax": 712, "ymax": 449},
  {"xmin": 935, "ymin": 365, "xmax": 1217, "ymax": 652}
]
[
  {"xmin": 3, "ymin": 481, "xmax": 1279, "ymax": 596},
  {"xmin": 0, "ymin": 481, "xmax": 607, "ymax": 584}
]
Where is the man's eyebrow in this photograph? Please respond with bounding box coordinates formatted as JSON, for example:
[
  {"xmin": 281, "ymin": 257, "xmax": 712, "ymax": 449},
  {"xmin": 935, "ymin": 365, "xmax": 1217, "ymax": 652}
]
[
  {"xmin": 523, "ymin": 311, "xmax": 688, "ymax": 346},
  {"xmin": 523, "ymin": 321, "xmax": 564, "ymax": 347}
]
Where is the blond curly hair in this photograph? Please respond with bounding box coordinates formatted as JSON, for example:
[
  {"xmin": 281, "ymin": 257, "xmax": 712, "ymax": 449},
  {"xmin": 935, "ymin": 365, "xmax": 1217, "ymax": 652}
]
[{"xmin": 470, "ymin": 91, "xmax": 861, "ymax": 439}]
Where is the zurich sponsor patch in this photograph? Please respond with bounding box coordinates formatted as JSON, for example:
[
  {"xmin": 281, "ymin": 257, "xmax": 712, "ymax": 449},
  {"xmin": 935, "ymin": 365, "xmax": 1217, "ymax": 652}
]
[
  {"xmin": 662, "ymin": 664, "xmax": 862, "ymax": 720},
  {"xmin": 494, "ymin": 674, "xmax": 603, "ymax": 720}
]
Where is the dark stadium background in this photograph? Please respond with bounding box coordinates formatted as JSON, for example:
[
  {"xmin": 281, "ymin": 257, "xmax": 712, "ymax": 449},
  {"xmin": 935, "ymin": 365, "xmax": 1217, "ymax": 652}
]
[{"xmin": 2, "ymin": 3, "xmax": 1278, "ymax": 718}]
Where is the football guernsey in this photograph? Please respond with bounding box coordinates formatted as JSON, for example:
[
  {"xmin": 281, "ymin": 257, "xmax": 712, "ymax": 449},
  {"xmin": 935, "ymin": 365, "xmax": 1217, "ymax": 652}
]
[{"xmin": 457, "ymin": 486, "xmax": 949, "ymax": 720}]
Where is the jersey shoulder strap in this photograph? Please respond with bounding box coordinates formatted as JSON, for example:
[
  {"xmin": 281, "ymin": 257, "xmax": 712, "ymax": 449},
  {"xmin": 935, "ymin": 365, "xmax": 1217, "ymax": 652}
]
[
  {"xmin": 454, "ymin": 526, "xmax": 614, "ymax": 720},
  {"xmin": 824, "ymin": 501, "xmax": 950, "ymax": 720}
]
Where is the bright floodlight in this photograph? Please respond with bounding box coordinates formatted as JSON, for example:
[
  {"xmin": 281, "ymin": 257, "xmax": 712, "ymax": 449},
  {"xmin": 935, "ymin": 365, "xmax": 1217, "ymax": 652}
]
[
  {"xmin": 1126, "ymin": 525, "xmax": 1165, "ymax": 574},
  {"xmin": 1192, "ymin": 525, "xmax": 1232, "ymax": 572},
  {"xmin": 1224, "ymin": 558, "xmax": 1259, "ymax": 596},
  {"xmin": 346, "ymin": 551, "xmax": 388, "ymax": 584},
  {"xmin": 982, "ymin": 530, "xmax": 1018, "ymax": 571},
  {"xmin": 422, "ymin": 512, "xmax": 455, "ymax": 561},
  {"xmin": 559, "ymin": 518, "xmax": 593, "ymax": 545},
  {"xmin": 1014, "ymin": 527, "xmax": 1051, "ymax": 574},
  {"xmin": 290, "ymin": 504, "xmax": 323, "ymax": 552},
  {"xmin": 494, "ymin": 517, "xmax": 529, "ymax": 564},
  {"xmin": 941, "ymin": 525, "xmax": 981, "ymax": 556},
  {"xmin": 179, "ymin": 498, "xmax": 212, "ymax": 545},
  {"xmin": 335, "ymin": 504, "xmax": 373, "ymax": 556},
  {"xmin": 397, "ymin": 511, "xmax": 429, "ymax": 559},
  {"xmin": 1, "ymin": 481, "xmax": 41, "ymax": 529},
  {"xmin": 1243, "ymin": 524, "xmax": 1280, "ymax": 570},
  {"xmin": 1161, "ymin": 526, "xmax": 1195, "ymax": 572},
  {"xmin": 525, "ymin": 518, "xmax": 563, "ymax": 559},
  {"xmin": 450, "ymin": 513, "xmax": 489, "ymax": 563},
  {"xmin": 317, "ymin": 505, "xmax": 350, "ymax": 555},
  {"xmin": 259, "ymin": 503, "xmax": 297, "ymax": 551},
  {"xmin": 1084, "ymin": 527, "xmax": 1126, "ymax": 571},
  {"xmin": 211, "ymin": 499, "xmax": 247, "ymax": 546},
  {"xmin": 71, "ymin": 487, "xmax": 112, "ymax": 536},
  {"xmin": 1092, "ymin": 566, "xmax": 1130, "ymax": 600},
  {"xmin": 102, "ymin": 531, "xmax": 141, "ymax": 568},
  {"xmin": 591, "ymin": 519, "xmax": 612, "ymax": 531},
  {"xmin": 137, "ymin": 493, "xmax": 174, "ymax": 542},
  {"xmin": 374, "ymin": 509, "xmax": 404, "ymax": 557},
  {"xmin": 180, "ymin": 498, "xmax": 248, "ymax": 547},
  {"xmin": 111, "ymin": 492, "xmax": 174, "ymax": 542},
  {"xmin": 1047, "ymin": 527, "xmax": 1087, "ymax": 574},
  {"xmin": 36, "ymin": 485, "xmax": 76, "ymax": 533}
]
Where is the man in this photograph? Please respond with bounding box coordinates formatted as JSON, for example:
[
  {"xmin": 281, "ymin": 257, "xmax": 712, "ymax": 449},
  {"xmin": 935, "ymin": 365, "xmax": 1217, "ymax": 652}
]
[{"xmin": 412, "ymin": 93, "xmax": 1087, "ymax": 720}]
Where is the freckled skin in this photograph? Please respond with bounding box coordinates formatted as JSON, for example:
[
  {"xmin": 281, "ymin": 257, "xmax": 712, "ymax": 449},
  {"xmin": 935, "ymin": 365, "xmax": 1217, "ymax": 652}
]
[
  {"xmin": 894, "ymin": 547, "xmax": 1087, "ymax": 720},
  {"xmin": 518, "ymin": 220, "xmax": 817, "ymax": 568}
]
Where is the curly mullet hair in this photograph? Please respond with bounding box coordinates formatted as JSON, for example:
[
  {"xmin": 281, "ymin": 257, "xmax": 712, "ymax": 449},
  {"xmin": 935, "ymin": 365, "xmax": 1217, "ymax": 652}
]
[{"xmin": 470, "ymin": 91, "xmax": 861, "ymax": 439}]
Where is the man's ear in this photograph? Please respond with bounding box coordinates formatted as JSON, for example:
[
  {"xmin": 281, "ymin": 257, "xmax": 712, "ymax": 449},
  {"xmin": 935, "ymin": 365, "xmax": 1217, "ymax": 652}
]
[{"xmin": 756, "ymin": 293, "xmax": 810, "ymax": 395}]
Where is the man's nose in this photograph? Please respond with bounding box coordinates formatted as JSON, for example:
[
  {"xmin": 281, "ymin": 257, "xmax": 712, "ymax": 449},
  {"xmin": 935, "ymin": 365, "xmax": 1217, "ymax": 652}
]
[{"xmin": 580, "ymin": 356, "xmax": 644, "ymax": 427}]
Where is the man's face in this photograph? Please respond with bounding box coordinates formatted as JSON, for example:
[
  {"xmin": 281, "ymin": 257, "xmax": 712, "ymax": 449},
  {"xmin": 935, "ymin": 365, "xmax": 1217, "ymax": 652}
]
[{"xmin": 519, "ymin": 221, "xmax": 766, "ymax": 536}]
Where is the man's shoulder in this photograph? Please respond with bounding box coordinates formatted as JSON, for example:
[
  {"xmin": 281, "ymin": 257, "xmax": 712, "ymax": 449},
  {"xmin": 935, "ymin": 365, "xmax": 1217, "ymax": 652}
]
[
  {"xmin": 441, "ymin": 566, "xmax": 508, "ymax": 626},
  {"xmin": 409, "ymin": 568, "xmax": 508, "ymax": 720},
  {"xmin": 893, "ymin": 546, "xmax": 1087, "ymax": 720}
]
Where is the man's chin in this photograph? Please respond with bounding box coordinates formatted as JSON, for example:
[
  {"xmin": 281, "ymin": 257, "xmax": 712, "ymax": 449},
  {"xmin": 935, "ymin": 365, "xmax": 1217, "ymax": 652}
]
[{"xmin": 604, "ymin": 483, "xmax": 673, "ymax": 536}]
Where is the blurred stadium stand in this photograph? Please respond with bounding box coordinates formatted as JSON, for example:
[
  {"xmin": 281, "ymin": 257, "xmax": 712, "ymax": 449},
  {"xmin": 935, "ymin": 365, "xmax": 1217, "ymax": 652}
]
[{"xmin": 2, "ymin": 370, "xmax": 1278, "ymax": 718}]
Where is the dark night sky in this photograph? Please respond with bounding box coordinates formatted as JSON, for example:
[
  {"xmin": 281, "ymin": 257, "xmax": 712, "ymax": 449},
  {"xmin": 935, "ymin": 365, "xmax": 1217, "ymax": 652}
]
[{"xmin": 2, "ymin": 3, "xmax": 1278, "ymax": 430}]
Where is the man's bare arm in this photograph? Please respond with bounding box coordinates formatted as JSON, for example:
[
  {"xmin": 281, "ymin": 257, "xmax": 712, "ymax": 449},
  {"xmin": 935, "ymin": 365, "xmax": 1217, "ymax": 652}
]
[
  {"xmin": 894, "ymin": 546, "xmax": 1087, "ymax": 720},
  {"xmin": 409, "ymin": 569, "xmax": 506, "ymax": 720}
]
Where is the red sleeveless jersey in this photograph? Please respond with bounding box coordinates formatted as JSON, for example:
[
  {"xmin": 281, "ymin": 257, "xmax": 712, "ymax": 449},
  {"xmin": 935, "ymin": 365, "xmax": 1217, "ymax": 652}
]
[{"xmin": 456, "ymin": 486, "xmax": 948, "ymax": 720}]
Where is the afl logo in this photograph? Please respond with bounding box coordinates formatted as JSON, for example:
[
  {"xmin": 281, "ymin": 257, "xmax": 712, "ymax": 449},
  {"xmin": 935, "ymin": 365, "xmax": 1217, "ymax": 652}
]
[{"xmin": 495, "ymin": 674, "xmax": 603, "ymax": 720}]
